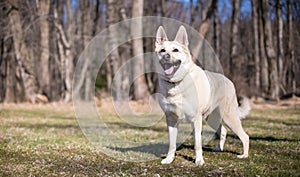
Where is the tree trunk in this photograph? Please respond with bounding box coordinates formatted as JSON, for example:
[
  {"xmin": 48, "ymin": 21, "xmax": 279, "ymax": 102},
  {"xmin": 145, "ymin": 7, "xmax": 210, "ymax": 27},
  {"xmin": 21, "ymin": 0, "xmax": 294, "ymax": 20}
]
[
  {"xmin": 92, "ymin": 0, "xmax": 101, "ymax": 36},
  {"xmin": 8, "ymin": 0, "xmax": 37, "ymax": 103},
  {"xmin": 107, "ymin": 0, "xmax": 122, "ymax": 101},
  {"xmin": 0, "ymin": 4, "xmax": 18, "ymax": 102},
  {"xmin": 192, "ymin": 0, "xmax": 217, "ymax": 62},
  {"xmin": 213, "ymin": 0, "xmax": 220, "ymax": 56},
  {"xmin": 229, "ymin": 0, "xmax": 240, "ymax": 76},
  {"xmin": 258, "ymin": 0, "xmax": 269, "ymax": 97},
  {"xmin": 276, "ymin": 0, "xmax": 284, "ymax": 93},
  {"xmin": 0, "ymin": 35, "xmax": 5, "ymax": 102},
  {"xmin": 190, "ymin": 0, "xmax": 194, "ymax": 25},
  {"xmin": 37, "ymin": 0, "xmax": 50, "ymax": 99},
  {"xmin": 119, "ymin": 6, "xmax": 131, "ymax": 101},
  {"xmin": 198, "ymin": 0, "xmax": 217, "ymax": 37},
  {"xmin": 64, "ymin": 0, "xmax": 74, "ymax": 103},
  {"xmin": 82, "ymin": 0, "xmax": 93, "ymax": 101},
  {"xmin": 251, "ymin": 0, "xmax": 260, "ymax": 94},
  {"xmin": 131, "ymin": 0, "xmax": 149, "ymax": 100},
  {"xmin": 143, "ymin": 0, "xmax": 159, "ymax": 94},
  {"xmin": 189, "ymin": 0, "xmax": 200, "ymax": 26},
  {"xmin": 287, "ymin": 0, "xmax": 296, "ymax": 95},
  {"xmin": 4, "ymin": 57, "xmax": 17, "ymax": 102},
  {"xmin": 262, "ymin": 1, "xmax": 279, "ymax": 100},
  {"xmin": 51, "ymin": 0, "xmax": 74, "ymax": 102}
]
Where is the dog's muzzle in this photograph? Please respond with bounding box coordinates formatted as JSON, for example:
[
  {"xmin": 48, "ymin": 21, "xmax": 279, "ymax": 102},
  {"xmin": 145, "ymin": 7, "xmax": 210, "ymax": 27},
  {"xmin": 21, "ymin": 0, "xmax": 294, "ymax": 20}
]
[{"xmin": 159, "ymin": 54, "xmax": 181, "ymax": 77}]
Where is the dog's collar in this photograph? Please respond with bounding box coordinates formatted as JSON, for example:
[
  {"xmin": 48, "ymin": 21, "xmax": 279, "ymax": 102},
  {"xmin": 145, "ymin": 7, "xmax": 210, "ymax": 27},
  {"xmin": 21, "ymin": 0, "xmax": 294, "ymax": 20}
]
[
  {"xmin": 165, "ymin": 79, "xmax": 177, "ymax": 84},
  {"xmin": 159, "ymin": 74, "xmax": 178, "ymax": 84}
]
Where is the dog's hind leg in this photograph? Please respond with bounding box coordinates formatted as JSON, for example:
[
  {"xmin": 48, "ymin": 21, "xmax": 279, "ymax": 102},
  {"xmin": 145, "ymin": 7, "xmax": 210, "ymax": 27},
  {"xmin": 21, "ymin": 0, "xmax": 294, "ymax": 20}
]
[
  {"xmin": 206, "ymin": 108, "xmax": 227, "ymax": 151},
  {"xmin": 222, "ymin": 111, "xmax": 249, "ymax": 158},
  {"xmin": 213, "ymin": 125, "xmax": 227, "ymax": 151}
]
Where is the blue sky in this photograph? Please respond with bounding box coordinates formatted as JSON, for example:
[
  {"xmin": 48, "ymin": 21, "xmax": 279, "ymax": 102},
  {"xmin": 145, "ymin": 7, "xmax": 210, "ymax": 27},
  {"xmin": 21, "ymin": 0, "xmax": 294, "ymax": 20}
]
[
  {"xmin": 69, "ymin": 0, "xmax": 253, "ymax": 23},
  {"xmin": 180, "ymin": 0, "xmax": 253, "ymax": 22}
]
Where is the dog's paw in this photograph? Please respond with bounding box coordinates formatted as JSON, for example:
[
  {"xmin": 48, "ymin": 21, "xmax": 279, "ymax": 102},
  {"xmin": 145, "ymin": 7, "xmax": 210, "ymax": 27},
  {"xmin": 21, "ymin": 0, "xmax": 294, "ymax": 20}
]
[
  {"xmin": 161, "ymin": 156, "xmax": 174, "ymax": 164},
  {"xmin": 237, "ymin": 154, "xmax": 248, "ymax": 158},
  {"xmin": 195, "ymin": 158, "xmax": 205, "ymax": 166},
  {"xmin": 213, "ymin": 145, "xmax": 223, "ymax": 152}
]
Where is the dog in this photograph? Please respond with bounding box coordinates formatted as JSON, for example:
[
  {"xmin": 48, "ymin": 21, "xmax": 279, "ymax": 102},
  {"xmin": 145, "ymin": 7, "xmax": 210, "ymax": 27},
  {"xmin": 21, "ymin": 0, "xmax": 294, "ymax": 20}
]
[{"xmin": 155, "ymin": 26, "xmax": 251, "ymax": 166}]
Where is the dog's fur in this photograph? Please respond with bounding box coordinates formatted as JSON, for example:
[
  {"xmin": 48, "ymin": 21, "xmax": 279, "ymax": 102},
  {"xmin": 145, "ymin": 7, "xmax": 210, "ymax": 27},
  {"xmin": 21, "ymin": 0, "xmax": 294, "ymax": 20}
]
[{"xmin": 155, "ymin": 26, "xmax": 250, "ymax": 165}]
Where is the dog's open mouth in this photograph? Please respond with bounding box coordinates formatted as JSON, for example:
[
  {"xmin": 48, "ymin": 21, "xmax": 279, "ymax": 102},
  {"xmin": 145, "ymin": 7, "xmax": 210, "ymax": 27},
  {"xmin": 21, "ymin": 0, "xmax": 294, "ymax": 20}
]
[{"xmin": 161, "ymin": 60, "xmax": 181, "ymax": 76}]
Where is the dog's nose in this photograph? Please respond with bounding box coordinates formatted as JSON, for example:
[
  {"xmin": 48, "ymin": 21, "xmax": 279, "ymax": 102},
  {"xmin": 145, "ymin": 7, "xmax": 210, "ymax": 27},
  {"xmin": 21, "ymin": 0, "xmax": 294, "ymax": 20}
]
[{"xmin": 162, "ymin": 54, "xmax": 170, "ymax": 60}]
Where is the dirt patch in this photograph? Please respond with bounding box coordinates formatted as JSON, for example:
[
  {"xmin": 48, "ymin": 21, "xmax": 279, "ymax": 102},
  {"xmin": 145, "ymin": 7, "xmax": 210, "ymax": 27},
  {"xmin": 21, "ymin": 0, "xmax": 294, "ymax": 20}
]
[
  {"xmin": 250, "ymin": 96, "xmax": 300, "ymax": 109},
  {"xmin": 0, "ymin": 102, "xmax": 73, "ymax": 112},
  {"xmin": 1, "ymin": 95, "xmax": 299, "ymax": 113}
]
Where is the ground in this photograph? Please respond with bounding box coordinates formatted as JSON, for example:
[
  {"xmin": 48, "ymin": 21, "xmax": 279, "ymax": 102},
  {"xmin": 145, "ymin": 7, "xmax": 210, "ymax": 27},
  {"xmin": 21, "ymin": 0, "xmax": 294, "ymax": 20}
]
[{"xmin": 0, "ymin": 100, "xmax": 299, "ymax": 176}]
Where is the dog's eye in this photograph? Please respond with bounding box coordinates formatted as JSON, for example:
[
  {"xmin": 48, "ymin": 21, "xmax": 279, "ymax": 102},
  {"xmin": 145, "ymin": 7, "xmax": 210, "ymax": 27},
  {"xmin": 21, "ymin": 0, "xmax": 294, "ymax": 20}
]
[
  {"xmin": 160, "ymin": 49, "xmax": 166, "ymax": 53},
  {"xmin": 172, "ymin": 49, "xmax": 179, "ymax": 52}
]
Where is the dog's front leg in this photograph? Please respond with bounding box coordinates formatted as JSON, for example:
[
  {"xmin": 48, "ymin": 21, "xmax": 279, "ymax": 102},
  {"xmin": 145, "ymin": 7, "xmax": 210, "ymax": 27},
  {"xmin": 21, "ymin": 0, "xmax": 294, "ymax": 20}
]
[
  {"xmin": 161, "ymin": 120, "xmax": 178, "ymax": 164},
  {"xmin": 193, "ymin": 115, "xmax": 205, "ymax": 166}
]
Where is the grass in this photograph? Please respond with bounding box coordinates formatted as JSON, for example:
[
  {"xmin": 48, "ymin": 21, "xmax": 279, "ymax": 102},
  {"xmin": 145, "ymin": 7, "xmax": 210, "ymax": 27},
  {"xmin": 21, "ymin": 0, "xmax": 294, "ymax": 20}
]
[{"xmin": 0, "ymin": 104, "xmax": 299, "ymax": 176}]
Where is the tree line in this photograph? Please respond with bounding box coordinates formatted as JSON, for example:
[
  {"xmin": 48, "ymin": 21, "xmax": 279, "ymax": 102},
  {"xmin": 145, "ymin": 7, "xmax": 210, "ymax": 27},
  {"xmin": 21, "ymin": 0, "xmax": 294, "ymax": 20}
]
[{"xmin": 0, "ymin": 0, "xmax": 299, "ymax": 103}]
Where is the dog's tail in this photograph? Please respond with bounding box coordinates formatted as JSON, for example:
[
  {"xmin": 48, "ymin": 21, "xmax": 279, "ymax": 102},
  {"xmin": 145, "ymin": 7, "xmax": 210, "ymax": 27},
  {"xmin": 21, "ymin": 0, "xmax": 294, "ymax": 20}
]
[{"xmin": 237, "ymin": 96, "xmax": 251, "ymax": 119}]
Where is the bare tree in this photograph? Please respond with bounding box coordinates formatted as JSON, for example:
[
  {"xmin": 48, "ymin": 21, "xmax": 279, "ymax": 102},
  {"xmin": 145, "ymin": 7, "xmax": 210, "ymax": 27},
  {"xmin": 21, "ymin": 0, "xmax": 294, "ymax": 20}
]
[
  {"xmin": 53, "ymin": 0, "xmax": 74, "ymax": 102},
  {"xmin": 213, "ymin": 0, "xmax": 220, "ymax": 56},
  {"xmin": 64, "ymin": 0, "xmax": 75, "ymax": 102},
  {"xmin": 251, "ymin": 0, "xmax": 260, "ymax": 94},
  {"xmin": 8, "ymin": 0, "xmax": 37, "ymax": 102},
  {"xmin": 81, "ymin": 0, "xmax": 93, "ymax": 101},
  {"xmin": 198, "ymin": 0, "xmax": 217, "ymax": 37},
  {"xmin": 131, "ymin": 0, "xmax": 149, "ymax": 100},
  {"xmin": 287, "ymin": 0, "xmax": 296, "ymax": 95},
  {"xmin": 0, "ymin": 1, "xmax": 18, "ymax": 102},
  {"xmin": 0, "ymin": 0, "xmax": 299, "ymax": 103},
  {"xmin": 37, "ymin": 0, "xmax": 50, "ymax": 99},
  {"xmin": 258, "ymin": 0, "xmax": 269, "ymax": 97},
  {"xmin": 229, "ymin": 0, "xmax": 240, "ymax": 76},
  {"xmin": 262, "ymin": 0, "xmax": 279, "ymax": 100},
  {"xmin": 192, "ymin": 0, "xmax": 217, "ymax": 61},
  {"xmin": 276, "ymin": 0, "xmax": 284, "ymax": 94},
  {"xmin": 106, "ymin": 0, "xmax": 122, "ymax": 101},
  {"xmin": 143, "ymin": 0, "xmax": 160, "ymax": 94}
]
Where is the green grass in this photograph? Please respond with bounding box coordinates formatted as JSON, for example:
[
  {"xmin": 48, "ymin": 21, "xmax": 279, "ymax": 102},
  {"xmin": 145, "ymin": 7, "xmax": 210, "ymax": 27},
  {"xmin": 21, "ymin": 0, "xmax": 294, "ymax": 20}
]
[{"xmin": 0, "ymin": 105, "xmax": 299, "ymax": 176}]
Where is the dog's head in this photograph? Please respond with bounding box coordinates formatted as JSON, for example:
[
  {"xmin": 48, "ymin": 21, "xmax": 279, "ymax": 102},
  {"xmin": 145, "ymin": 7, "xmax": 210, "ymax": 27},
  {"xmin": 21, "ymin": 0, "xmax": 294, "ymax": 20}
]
[{"xmin": 155, "ymin": 26, "xmax": 193, "ymax": 82}]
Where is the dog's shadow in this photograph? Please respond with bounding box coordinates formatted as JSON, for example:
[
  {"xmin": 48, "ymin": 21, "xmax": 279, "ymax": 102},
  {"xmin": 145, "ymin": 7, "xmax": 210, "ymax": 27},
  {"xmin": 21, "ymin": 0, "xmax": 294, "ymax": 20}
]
[
  {"xmin": 108, "ymin": 143, "xmax": 239, "ymax": 162},
  {"xmin": 175, "ymin": 144, "xmax": 239, "ymax": 162},
  {"xmin": 107, "ymin": 143, "xmax": 169, "ymax": 158}
]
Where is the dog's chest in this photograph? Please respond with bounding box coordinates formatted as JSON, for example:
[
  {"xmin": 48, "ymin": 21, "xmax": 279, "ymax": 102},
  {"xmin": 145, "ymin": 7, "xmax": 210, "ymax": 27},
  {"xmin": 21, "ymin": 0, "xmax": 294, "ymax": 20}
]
[
  {"xmin": 160, "ymin": 84, "xmax": 199, "ymax": 121},
  {"xmin": 163, "ymin": 94, "xmax": 184, "ymax": 117}
]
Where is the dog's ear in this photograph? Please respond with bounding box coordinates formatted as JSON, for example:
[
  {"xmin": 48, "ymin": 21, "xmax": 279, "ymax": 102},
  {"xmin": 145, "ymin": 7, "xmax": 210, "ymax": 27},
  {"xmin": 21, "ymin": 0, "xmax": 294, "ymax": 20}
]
[
  {"xmin": 174, "ymin": 25, "xmax": 189, "ymax": 46},
  {"xmin": 156, "ymin": 26, "xmax": 168, "ymax": 45}
]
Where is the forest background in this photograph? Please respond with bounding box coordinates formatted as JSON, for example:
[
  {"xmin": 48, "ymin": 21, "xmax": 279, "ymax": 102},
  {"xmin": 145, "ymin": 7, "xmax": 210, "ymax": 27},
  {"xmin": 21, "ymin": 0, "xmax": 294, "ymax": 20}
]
[{"xmin": 0, "ymin": 0, "xmax": 299, "ymax": 103}]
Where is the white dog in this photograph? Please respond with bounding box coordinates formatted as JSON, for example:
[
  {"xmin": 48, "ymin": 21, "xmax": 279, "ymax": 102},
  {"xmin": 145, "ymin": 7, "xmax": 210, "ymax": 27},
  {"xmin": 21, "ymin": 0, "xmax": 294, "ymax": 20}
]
[{"xmin": 156, "ymin": 26, "xmax": 250, "ymax": 166}]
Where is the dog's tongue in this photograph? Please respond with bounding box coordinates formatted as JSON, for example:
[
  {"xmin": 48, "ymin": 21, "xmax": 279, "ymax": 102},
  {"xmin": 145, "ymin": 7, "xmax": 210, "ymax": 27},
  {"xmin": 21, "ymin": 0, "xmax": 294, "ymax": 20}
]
[{"xmin": 164, "ymin": 63, "xmax": 174, "ymax": 75}]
